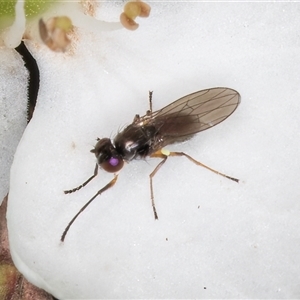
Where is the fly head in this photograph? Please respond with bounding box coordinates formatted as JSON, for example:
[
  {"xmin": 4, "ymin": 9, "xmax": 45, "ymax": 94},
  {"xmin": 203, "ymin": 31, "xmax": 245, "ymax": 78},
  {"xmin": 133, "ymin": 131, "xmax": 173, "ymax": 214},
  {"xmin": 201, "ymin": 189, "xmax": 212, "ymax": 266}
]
[{"xmin": 91, "ymin": 138, "xmax": 124, "ymax": 173}]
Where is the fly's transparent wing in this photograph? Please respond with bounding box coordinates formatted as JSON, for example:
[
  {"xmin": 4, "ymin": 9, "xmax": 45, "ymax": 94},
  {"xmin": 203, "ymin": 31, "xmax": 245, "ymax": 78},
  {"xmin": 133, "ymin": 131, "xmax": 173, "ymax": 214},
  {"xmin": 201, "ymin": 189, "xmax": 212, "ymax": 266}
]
[{"xmin": 150, "ymin": 87, "xmax": 240, "ymax": 140}]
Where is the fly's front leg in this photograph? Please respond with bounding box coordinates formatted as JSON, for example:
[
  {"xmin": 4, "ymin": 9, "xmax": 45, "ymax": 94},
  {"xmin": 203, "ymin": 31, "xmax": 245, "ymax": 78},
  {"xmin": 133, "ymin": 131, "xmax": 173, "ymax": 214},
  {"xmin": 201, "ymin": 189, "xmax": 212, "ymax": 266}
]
[
  {"xmin": 64, "ymin": 163, "xmax": 98, "ymax": 194},
  {"xmin": 149, "ymin": 149, "xmax": 169, "ymax": 219},
  {"xmin": 61, "ymin": 174, "xmax": 119, "ymax": 242}
]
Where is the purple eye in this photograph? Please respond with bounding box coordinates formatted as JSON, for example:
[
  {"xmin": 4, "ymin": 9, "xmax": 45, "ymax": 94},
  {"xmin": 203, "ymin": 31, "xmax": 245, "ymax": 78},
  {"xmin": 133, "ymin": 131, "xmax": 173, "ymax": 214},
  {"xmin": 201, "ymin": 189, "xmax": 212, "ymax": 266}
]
[
  {"xmin": 109, "ymin": 157, "xmax": 119, "ymax": 167},
  {"xmin": 101, "ymin": 156, "xmax": 124, "ymax": 173}
]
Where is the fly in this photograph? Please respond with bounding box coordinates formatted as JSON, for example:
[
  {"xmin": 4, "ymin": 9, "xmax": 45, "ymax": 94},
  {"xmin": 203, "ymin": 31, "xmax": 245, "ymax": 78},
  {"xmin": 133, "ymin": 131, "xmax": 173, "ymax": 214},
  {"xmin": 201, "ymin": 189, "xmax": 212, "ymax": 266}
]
[{"xmin": 61, "ymin": 87, "xmax": 241, "ymax": 241}]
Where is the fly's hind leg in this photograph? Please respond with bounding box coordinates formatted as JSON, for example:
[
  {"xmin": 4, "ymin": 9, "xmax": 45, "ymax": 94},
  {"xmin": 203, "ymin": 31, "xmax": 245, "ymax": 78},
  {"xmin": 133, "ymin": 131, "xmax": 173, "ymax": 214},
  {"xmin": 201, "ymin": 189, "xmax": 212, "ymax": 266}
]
[
  {"xmin": 149, "ymin": 149, "xmax": 239, "ymax": 221},
  {"xmin": 169, "ymin": 152, "xmax": 239, "ymax": 183}
]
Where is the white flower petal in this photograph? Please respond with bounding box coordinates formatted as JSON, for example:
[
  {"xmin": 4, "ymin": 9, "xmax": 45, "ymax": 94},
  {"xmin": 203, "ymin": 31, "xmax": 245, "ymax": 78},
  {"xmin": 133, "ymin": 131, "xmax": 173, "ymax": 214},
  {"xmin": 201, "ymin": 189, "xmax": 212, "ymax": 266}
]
[{"xmin": 0, "ymin": 47, "xmax": 28, "ymax": 203}]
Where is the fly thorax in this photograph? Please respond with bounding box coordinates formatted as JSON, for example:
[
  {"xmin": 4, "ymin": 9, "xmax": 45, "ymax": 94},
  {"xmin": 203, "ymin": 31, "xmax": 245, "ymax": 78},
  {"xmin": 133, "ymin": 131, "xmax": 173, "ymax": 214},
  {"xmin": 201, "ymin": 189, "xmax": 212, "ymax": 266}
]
[{"xmin": 119, "ymin": 140, "xmax": 139, "ymax": 160}]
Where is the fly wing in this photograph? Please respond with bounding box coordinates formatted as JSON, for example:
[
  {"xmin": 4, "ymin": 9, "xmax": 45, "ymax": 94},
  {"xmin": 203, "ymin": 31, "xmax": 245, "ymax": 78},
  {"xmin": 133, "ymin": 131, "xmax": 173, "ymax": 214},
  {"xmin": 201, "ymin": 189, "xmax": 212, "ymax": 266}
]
[{"xmin": 150, "ymin": 87, "xmax": 240, "ymax": 145}]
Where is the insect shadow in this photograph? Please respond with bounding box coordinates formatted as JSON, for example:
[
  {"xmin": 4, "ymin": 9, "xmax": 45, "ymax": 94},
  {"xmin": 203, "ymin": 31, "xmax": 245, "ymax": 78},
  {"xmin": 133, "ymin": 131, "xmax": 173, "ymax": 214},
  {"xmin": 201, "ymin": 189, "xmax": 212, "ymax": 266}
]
[{"xmin": 61, "ymin": 88, "xmax": 241, "ymax": 241}]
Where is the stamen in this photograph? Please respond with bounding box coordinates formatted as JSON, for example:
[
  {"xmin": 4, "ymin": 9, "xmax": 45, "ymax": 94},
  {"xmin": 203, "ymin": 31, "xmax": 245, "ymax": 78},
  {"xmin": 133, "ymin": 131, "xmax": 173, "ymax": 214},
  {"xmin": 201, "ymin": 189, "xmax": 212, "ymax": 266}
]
[
  {"xmin": 39, "ymin": 16, "xmax": 73, "ymax": 52},
  {"xmin": 120, "ymin": 0, "xmax": 151, "ymax": 31},
  {"xmin": 3, "ymin": 0, "xmax": 26, "ymax": 48}
]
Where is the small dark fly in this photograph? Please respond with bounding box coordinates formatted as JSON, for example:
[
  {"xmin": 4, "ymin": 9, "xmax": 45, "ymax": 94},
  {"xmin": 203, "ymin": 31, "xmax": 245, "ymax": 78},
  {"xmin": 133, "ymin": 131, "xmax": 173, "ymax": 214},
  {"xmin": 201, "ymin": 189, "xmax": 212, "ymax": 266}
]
[{"xmin": 61, "ymin": 87, "xmax": 240, "ymax": 241}]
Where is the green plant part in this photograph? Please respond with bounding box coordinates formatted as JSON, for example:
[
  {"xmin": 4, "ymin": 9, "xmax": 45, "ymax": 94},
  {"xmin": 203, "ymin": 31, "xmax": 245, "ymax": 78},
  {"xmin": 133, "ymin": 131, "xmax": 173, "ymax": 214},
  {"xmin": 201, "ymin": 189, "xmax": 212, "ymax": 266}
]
[{"xmin": 0, "ymin": 0, "xmax": 55, "ymax": 29}]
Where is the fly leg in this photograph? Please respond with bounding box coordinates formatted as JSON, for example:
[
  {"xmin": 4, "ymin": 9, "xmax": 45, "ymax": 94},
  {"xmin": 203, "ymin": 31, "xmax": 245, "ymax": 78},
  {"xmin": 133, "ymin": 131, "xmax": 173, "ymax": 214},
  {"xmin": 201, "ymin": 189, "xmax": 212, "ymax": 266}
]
[
  {"xmin": 169, "ymin": 151, "xmax": 239, "ymax": 183},
  {"xmin": 61, "ymin": 174, "xmax": 119, "ymax": 242},
  {"xmin": 149, "ymin": 150, "xmax": 168, "ymax": 219},
  {"xmin": 149, "ymin": 90, "xmax": 153, "ymax": 114},
  {"xmin": 146, "ymin": 91, "xmax": 153, "ymax": 116},
  {"xmin": 64, "ymin": 164, "xmax": 98, "ymax": 194},
  {"xmin": 150, "ymin": 149, "xmax": 238, "ymax": 220}
]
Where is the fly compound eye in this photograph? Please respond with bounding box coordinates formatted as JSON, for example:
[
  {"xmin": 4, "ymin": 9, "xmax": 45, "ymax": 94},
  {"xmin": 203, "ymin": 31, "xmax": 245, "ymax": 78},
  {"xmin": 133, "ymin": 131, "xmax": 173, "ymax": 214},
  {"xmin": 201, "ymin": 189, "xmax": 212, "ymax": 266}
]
[{"xmin": 101, "ymin": 156, "xmax": 124, "ymax": 173}]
